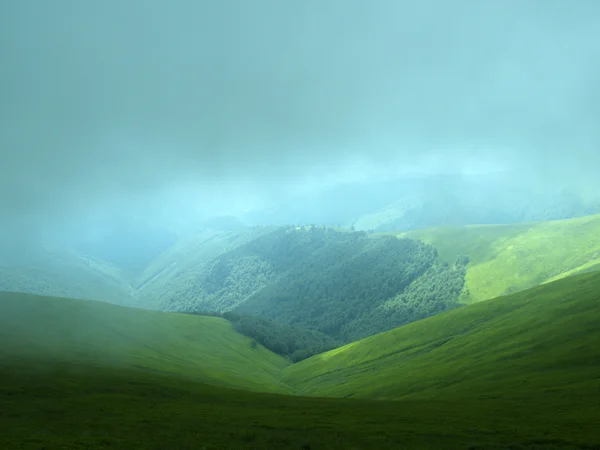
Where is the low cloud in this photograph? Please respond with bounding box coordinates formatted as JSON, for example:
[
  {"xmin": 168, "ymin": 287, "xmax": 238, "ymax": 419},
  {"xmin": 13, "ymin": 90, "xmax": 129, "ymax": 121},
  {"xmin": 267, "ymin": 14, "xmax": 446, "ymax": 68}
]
[{"xmin": 1, "ymin": 0, "xmax": 599, "ymax": 232}]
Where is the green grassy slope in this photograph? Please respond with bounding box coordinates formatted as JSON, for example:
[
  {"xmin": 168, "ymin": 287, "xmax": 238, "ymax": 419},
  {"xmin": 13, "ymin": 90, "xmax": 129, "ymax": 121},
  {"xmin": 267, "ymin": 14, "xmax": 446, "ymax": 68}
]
[
  {"xmin": 282, "ymin": 271, "xmax": 600, "ymax": 403},
  {"xmin": 0, "ymin": 250, "xmax": 134, "ymax": 306},
  {"xmin": 2, "ymin": 276, "xmax": 600, "ymax": 448},
  {"xmin": 144, "ymin": 226, "xmax": 465, "ymax": 343},
  {"xmin": 133, "ymin": 227, "xmax": 276, "ymax": 308},
  {"xmin": 0, "ymin": 274, "xmax": 600, "ymax": 450},
  {"xmin": 4, "ymin": 367, "xmax": 600, "ymax": 449},
  {"xmin": 398, "ymin": 213, "xmax": 600, "ymax": 302},
  {"xmin": 0, "ymin": 292, "xmax": 290, "ymax": 394}
]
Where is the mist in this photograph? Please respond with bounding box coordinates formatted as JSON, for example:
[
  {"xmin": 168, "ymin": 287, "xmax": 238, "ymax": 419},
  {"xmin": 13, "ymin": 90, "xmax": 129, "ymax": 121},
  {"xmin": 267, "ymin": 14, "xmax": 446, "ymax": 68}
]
[{"xmin": 2, "ymin": 0, "xmax": 600, "ymax": 241}]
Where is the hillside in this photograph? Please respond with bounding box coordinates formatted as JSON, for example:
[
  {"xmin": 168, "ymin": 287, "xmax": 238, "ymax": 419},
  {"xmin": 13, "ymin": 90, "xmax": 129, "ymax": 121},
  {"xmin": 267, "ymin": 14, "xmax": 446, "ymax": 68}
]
[
  {"xmin": 0, "ymin": 247, "xmax": 134, "ymax": 306},
  {"xmin": 398, "ymin": 213, "xmax": 600, "ymax": 303},
  {"xmin": 0, "ymin": 291, "xmax": 290, "ymax": 394},
  {"xmin": 282, "ymin": 271, "xmax": 600, "ymax": 402},
  {"xmin": 0, "ymin": 225, "xmax": 467, "ymax": 342},
  {"xmin": 2, "ymin": 273, "xmax": 600, "ymax": 448},
  {"xmin": 134, "ymin": 226, "xmax": 277, "ymax": 308},
  {"xmin": 152, "ymin": 226, "xmax": 467, "ymax": 342}
]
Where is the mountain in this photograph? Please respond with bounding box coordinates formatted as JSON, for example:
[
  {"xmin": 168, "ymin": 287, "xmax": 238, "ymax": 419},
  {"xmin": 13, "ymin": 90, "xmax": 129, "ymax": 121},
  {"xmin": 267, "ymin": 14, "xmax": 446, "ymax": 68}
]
[
  {"xmin": 150, "ymin": 226, "xmax": 467, "ymax": 342},
  {"xmin": 2, "ymin": 271, "xmax": 600, "ymax": 448},
  {"xmin": 134, "ymin": 226, "xmax": 277, "ymax": 308},
  {"xmin": 352, "ymin": 173, "xmax": 600, "ymax": 233},
  {"xmin": 13, "ymin": 172, "xmax": 596, "ymax": 288},
  {"xmin": 399, "ymin": 213, "xmax": 600, "ymax": 303},
  {"xmin": 0, "ymin": 224, "xmax": 467, "ymax": 339},
  {"xmin": 238, "ymin": 171, "xmax": 600, "ymax": 232},
  {"xmin": 4, "ymin": 212, "xmax": 600, "ymax": 346}
]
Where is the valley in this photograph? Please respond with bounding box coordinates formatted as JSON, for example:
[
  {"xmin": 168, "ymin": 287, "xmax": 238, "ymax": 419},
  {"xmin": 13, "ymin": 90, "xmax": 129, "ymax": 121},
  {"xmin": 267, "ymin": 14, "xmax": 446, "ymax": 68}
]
[
  {"xmin": 1, "ymin": 271, "xmax": 600, "ymax": 448},
  {"xmin": 4, "ymin": 3, "xmax": 600, "ymax": 448},
  {"xmin": 4, "ymin": 214, "xmax": 600, "ymax": 364},
  {"xmin": 2, "ymin": 214, "xmax": 600, "ymax": 448}
]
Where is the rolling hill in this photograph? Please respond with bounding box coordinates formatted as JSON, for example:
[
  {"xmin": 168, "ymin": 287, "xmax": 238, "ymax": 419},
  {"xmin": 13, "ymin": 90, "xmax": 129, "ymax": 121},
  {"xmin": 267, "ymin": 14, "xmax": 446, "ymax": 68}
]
[
  {"xmin": 0, "ymin": 247, "xmax": 134, "ymax": 306},
  {"xmin": 282, "ymin": 271, "xmax": 600, "ymax": 402},
  {"xmin": 133, "ymin": 226, "xmax": 277, "ymax": 308},
  {"xmin": 0, "ymin": 291, "xmax": 290, "ymax": 394},
  {"xmin": 2, "ymin": 271, "xmax": 600, "ymax": 448},
  {"xmin": 397, "ymin": 213, "xmax": 600, "ymax": 303},
  {"xmin": 146, "ymin": 226, "xmax": 467, "ymax": 342},
  {"xmin": 0, "ymin": 225, "xmax": 467, "ymax": 343}
]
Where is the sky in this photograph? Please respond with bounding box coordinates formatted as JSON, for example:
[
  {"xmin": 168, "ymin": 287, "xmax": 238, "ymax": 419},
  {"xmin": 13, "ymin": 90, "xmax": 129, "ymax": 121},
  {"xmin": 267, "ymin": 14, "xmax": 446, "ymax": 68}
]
[{"xmin": 1, "ymin": 0, "xmax": 600, "ymax": 234}]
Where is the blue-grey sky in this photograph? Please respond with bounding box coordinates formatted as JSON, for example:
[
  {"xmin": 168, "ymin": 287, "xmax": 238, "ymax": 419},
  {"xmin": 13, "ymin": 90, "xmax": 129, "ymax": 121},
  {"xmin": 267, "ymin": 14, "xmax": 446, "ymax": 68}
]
[{"xmin": 2, "ymin": 0, "xmax": 600, "ymax": 230}]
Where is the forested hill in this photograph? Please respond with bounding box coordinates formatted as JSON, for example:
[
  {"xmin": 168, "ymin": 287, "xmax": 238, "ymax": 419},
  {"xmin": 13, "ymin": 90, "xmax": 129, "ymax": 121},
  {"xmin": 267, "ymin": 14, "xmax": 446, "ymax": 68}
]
[{"xmin": 154, "ymin": 226, "xmax": 467, "ymax": 342}]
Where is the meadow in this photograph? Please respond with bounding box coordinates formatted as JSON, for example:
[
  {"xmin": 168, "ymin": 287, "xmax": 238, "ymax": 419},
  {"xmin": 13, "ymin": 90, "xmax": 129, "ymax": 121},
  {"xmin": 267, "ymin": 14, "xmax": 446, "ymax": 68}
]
[{"xmin": 2, "ymin": 273, "xmax": 600, "ymax": 448}]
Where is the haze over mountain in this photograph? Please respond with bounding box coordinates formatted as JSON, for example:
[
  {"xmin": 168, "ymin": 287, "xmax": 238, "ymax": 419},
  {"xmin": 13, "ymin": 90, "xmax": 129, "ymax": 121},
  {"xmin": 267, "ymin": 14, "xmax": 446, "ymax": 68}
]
[
  {"xmin": 2, "ymin": 0, "xmax": 600, "ymax": 252},
  {"xmin": 2, "ymin": 2, "xmax": 600, "ymax": 448}
]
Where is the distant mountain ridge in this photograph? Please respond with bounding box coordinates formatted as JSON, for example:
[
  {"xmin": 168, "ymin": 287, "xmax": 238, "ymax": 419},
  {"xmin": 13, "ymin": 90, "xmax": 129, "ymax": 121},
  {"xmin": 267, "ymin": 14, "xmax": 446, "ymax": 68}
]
[
  {"xmin": 3, "ymin": 212, "xmax": 600, "ymax": 345},
  {"xmin": 239, "ymin": 172, "xmax": 600, "ymax": 231}
]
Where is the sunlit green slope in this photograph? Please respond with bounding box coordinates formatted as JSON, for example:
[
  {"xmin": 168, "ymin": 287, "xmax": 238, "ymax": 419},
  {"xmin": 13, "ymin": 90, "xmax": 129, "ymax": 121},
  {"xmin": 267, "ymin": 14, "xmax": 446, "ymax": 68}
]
[
  {"xmin": 0, "ymin": 292, "xmax": 290, "ymax": 394},
  {"xmin": 282, "ymin": 271, "xmax": 600, "ymax": 401},
  {"xmin": 398, "ymin": 213, "xmax": 600, "ymax": 302}
]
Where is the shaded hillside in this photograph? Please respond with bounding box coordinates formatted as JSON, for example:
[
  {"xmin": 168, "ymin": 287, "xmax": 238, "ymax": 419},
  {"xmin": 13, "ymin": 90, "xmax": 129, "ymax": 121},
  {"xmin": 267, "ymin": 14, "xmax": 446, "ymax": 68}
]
[
  {"xmin": 233, "ymin": 235, "xmax": 466, "ymax": 341},
  {"xmin": 156, "ymin": 226, "xmax": 466, "ymax": 341},
  {"xmin": 0, "ymin": 291, "xmax": 290, "ymax": 394},
  {"xmin": 134, "ymin": 226, "xmax": 278, "ymax": 308},
  {"xmin": 399, "ymin": 213, "xmax": 600, "ymax": 302},
  {"xmin": 282, "ymin": 271, "xmax": 600, "ymax": 402},
  {"xmin": 342, "ymin": 260, "xmax": 467, "ymax": 342},
  {"xmin": 185, "ymin": 310, "xmax": 341, "ymax": 362},
  {"xmin": 0, "ymin": 248, "xmax": 134, "ymax": 306}
]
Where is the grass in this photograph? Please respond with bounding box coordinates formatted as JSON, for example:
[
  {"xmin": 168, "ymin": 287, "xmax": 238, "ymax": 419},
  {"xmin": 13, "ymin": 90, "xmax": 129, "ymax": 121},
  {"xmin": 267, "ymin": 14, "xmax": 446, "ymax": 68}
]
[
  {"xmin": 2, "ymin": 273, "xmax": 600, "ymax": 448},
  {"xmin": 396, "ymin": 213, "xmax": 600, "ymax": 302},
  {"xmin": 3, "ymin": 367, "xmax": 599, "ymax": 449},
  {"xmin": 0, "ymin": 249, "xmax": 134, "ymax": 305},
  {"xmin": 282, "ymin": 272, "xmax": 600, "ymax": 401},
  {"xmin": 134, "ymin": 227, "xmax": 276, "ymax": 308},
  {"xmin": 0, "ymin": 292, "xmax": 291, "ymax": 394}
]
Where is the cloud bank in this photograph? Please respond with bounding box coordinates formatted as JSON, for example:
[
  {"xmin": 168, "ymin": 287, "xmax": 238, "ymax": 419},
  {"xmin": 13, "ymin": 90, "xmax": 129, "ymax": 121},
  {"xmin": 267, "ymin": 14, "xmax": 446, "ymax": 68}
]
[{"xmin": 1, "ymin": 0, "xmax": 599, "ymax": 230}]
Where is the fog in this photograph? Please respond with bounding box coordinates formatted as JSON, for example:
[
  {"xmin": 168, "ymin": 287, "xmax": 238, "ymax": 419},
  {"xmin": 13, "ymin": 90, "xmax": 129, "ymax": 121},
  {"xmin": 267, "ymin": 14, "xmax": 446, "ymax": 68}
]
[{"xmin": 2, "ymin": 0, "xmax": 600, "ymax": 241}]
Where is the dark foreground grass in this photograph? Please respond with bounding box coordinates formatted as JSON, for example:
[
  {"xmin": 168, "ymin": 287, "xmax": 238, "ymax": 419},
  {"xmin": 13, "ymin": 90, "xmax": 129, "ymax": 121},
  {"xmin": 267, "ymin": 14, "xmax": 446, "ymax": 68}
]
[
  {"xmin": 1, "ymin": 363, "xmax": 599, "ymax": 450},
  {"xmin": 2, "ymin": 274, "xmax": 600, "ymax": 448}
]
